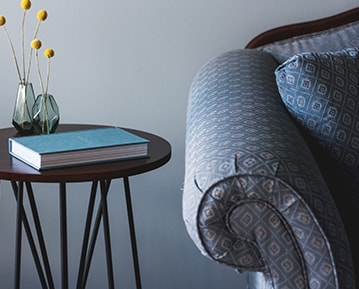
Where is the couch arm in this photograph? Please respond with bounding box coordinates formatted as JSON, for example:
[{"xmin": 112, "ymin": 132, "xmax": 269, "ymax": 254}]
[{"xmin": 183, "ymin": 49, "xmax": 355, "ymax": 288}]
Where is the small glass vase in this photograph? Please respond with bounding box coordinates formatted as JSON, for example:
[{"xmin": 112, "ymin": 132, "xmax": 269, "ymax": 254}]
[
  {"xmin": 32, "ymin": 94, "xmax": 60, "ymax": 134},
  {"xmin": 12, "ymin": 82, "xmax": 36, "ymax": 134}
]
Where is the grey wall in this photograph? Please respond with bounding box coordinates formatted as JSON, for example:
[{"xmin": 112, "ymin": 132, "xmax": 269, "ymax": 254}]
[{"xmin": 0, "ymin": 0, "xmax": 358, "ymax": 288}]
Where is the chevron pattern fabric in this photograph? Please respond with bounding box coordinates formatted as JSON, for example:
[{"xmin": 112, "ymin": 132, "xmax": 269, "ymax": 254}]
[{"xmin": 183, "ymin": 49, "xmax": 355, "ymax": 288}]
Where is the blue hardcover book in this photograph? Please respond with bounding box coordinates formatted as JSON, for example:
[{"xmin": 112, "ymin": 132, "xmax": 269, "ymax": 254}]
[{"xmin": 8, "ymin": 127, "xmax": 149, "ymax": 170}]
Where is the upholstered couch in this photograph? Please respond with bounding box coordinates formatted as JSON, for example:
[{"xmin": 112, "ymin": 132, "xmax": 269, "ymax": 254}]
[{"xmin": 183, "ymin": 8, "xmax": 359, "ymax": 289}]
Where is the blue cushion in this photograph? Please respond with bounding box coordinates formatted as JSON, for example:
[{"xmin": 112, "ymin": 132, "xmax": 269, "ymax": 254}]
[
  {"xmin": 258, "ymin": 20, "xmax": 359, "ymax": 63},
  {"xmin": 274, "ymin": 47, "xmax": 359, "ymax": 210}
]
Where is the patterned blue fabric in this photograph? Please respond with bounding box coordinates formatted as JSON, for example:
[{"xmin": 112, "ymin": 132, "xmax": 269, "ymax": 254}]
[
  {"xmin": 275, "ymin": 48, "xmax": 359, "ymax": 212},
  {"xmin": 257, "ymin": 20, "xmax": 359, "ymax": 63},
  {"xmin": 183, "ymin": 49, "xmax": 355, "ymax": 288},
  {"xmin": 275, "ymin": 49, "xmax": 359, "ymax": 282}
]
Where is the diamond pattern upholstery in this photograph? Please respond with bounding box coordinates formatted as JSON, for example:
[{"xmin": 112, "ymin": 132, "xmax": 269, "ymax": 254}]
[
  {"xmin": 274, "ymin": 48, "xmax": 359, "ymax": 283},
  {"xmin": 258, "ymin": 20, "xmax": 359, "ymax": 63},
  {"xmin": 183, "ymin": 49, "xmax": 355, "ymax": 288},
  {"xmin": 275, "ymin": 48, "xmax": 359, "ymax": 208}
]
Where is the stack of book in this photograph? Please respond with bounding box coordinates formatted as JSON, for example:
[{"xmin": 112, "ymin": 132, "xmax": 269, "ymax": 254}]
[{"xmin": 8, "ymin": 127, "xmax": 149, "ymax": 170}]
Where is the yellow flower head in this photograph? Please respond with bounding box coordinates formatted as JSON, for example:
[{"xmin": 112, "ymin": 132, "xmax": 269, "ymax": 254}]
[
  {"xmin": 20, "ymin": 0, "xmax": 32, "ymax": 10},
  {"xmin": 44, "ymin": 48, "xmax": 55, "ymax": 58},
  {"xmin": 0, "ymin": 16, "xmax": 6, "ymax": 26},
  {"xmin": 37, "ymin": 10, "xmax": 48, "ymax": 21},
  {"xmin": 31, "ymin": 39, "xmax": 42, "ymax": 50}
]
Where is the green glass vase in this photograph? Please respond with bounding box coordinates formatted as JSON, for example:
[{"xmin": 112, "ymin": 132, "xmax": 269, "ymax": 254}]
[
  {"xmin": 32, "ymin": 94, "xmax": 60, "ymax": 134},
  {"xmin": 12, "ymin": 82, "xmax": 35, "ymax": 134}
]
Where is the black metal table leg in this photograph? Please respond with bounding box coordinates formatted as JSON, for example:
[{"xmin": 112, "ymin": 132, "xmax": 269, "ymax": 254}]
[
  {"xmin": 81, "ymin": 196, "xmax": 104, "ymax": 288},
  {"xmin": 76, "ymin": 181, "xmax": 98, "ymax": 289},
  {"xmin": 100, "ymin": 180, "xmax": 115, "ymax": 289},
  {"xmin": 26, "ymin": 183, "xmax": 55, "ymax": 289},
  {"xmin": 77, "ymin": 180, "xmax": 114, "ymax": 289},
  {"xmin": 123, "ymin": 177, "xmax": 142, "ymax": 289},
  {"xmin": 12, "ymin": 182, "xmax": 50, "ymax": 289},
  {"xmin": 10, "ymin": 177, "xmax": 144, "ymax": 289},
  {"xmin": 14, "ymin": 181, "xmax": 23, "ymax": 289},
  {"xmin": 59, "ymin": 183, "xmax": 68, "ymax": 289}
]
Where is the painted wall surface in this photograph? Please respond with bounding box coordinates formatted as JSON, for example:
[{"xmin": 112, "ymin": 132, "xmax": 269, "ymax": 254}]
[{"xmin": 0, "ymin": 0, "xmax": 358, "ymax": 288}]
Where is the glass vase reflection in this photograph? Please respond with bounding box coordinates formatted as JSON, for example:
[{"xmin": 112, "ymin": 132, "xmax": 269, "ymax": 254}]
[
  {"xmin": 32, "ymin": 94, "xmax": 60, "ymax": 134},
  {"xmin": 12, "ymin": 82, "xmax": 35, "ymax": 134}
]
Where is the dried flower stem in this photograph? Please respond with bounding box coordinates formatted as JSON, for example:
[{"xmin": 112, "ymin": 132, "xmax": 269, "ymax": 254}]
[
  {"xmin": 21, "ymin": 10, "xmax": 26, "ymax": 82},
  {"xmin": 2, "ymin": 26, "xmax": 22, "ymax": 82},
  {"xmin": 42, "ymin": 94, "xmax": 49, "ymax": 133},
  {"xmin": 25, "ymin": 49, "xmax": 33, "ymax": 84},
  {"xmin": 35, "ymin": 49, "xmax": 45, "ymax": 96},
  {"xmin": 25, "ymin": 21, "xmax": 42, "ymax": 83},
  {"xmin": 45, "ymin": 57, "xmax": 51, "ymax": 95},
  {"xmin": 33, "ymin": 20, "xmax": 41, "ymax": 38}
]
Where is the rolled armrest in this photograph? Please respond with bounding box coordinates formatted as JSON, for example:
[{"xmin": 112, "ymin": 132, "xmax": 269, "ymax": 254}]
[{"xmin": 183, "ymin": 49, "xmax": 355, "ymax": 288}]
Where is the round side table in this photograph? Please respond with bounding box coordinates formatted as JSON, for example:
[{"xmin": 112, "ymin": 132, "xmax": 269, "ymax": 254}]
[{"xmin": 0, "ymin": 124, "xmax": 171, "ymax": 289}]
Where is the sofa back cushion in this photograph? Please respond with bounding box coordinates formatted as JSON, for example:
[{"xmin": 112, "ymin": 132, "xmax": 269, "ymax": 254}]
[
  {"xmin": 257, "ymin": 20, "xmax": 359, "ymax": 63},
  {"xmin": 274, "ymin": 47, "xmax": 359, "ymax": 273}
]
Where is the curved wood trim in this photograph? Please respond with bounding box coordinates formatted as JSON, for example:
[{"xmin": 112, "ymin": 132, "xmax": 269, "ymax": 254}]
[{"xmin": 245, "ymin": 7, "xmax": 359, "ymax": 49}]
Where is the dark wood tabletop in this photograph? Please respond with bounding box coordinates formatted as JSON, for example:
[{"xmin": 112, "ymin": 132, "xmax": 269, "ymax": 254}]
[{"xmin": 0, "ymin": 124, "xmax": 171, "ymax": 183}]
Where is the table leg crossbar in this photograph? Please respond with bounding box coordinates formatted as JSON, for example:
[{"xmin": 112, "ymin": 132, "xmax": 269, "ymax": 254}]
[
  {"xmin": 76, "ymin": 180, "xmax": 114, "ymax": 289},
  {"xmin": 12, "ymin": 181, "xmax": 55, "ymax": 289},
  {"xmin": 11, "ymin": 178, "xmax": 142, "ymax": 289},
  {"xmin": 123, "ymin": 177, "xmax": 142, "ymax": 289}
]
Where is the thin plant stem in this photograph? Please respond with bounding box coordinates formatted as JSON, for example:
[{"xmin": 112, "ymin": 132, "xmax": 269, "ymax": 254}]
[
  {"xmin": 25, "ymin": 21, "xmax": 41, "ymax": 84},
  {"xmin": 35, "ymin": 50, "xmax": 49, "ymax": 133},
  {"xmin": 41, "ymin": 94, "xmax": 48, "ymax": 133},
  {"xmin": 2, "ymin": 26, "xmax": 22, "ymax": 82},
  {"xmin": 20, "ymin": 84, "xmax": 31, "ymax": 129},
  {"xmin": 45, "ymin": 57, "xmax": 51, "ymax": 95},
  {"xmin": 21, "ymin": 10, "xmax": 27, "ymax": 82},
  {"xmin": 25, "ymin": 48, "xmax": 33, "ymax": 84},
  {"xmin": 35, "ymin": 50, "xmax": 45, "ymax": 96},
  {"xmin": 33, "ymin": 21, "xmax": 41, "ymax": 39}
]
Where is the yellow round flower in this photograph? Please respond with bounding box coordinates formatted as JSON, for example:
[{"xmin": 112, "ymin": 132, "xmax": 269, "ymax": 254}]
[
  {"xmin": 31, "ymin": 39, "xmax": 42, "ymax": 49},
  {"xmin": 20, "ymin": 0, "xmax": 32, "ymax": 10},
  {"xmin": 0, "ymin": 16, "xmax": 6, "ymax": 26},
  {"xmin": 37, "ymin": 10, "xmax": 48, "ymax": 21},
  {"xmin": 44, "ymin": 48, "xmax": 55, "ymax": 58}
]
